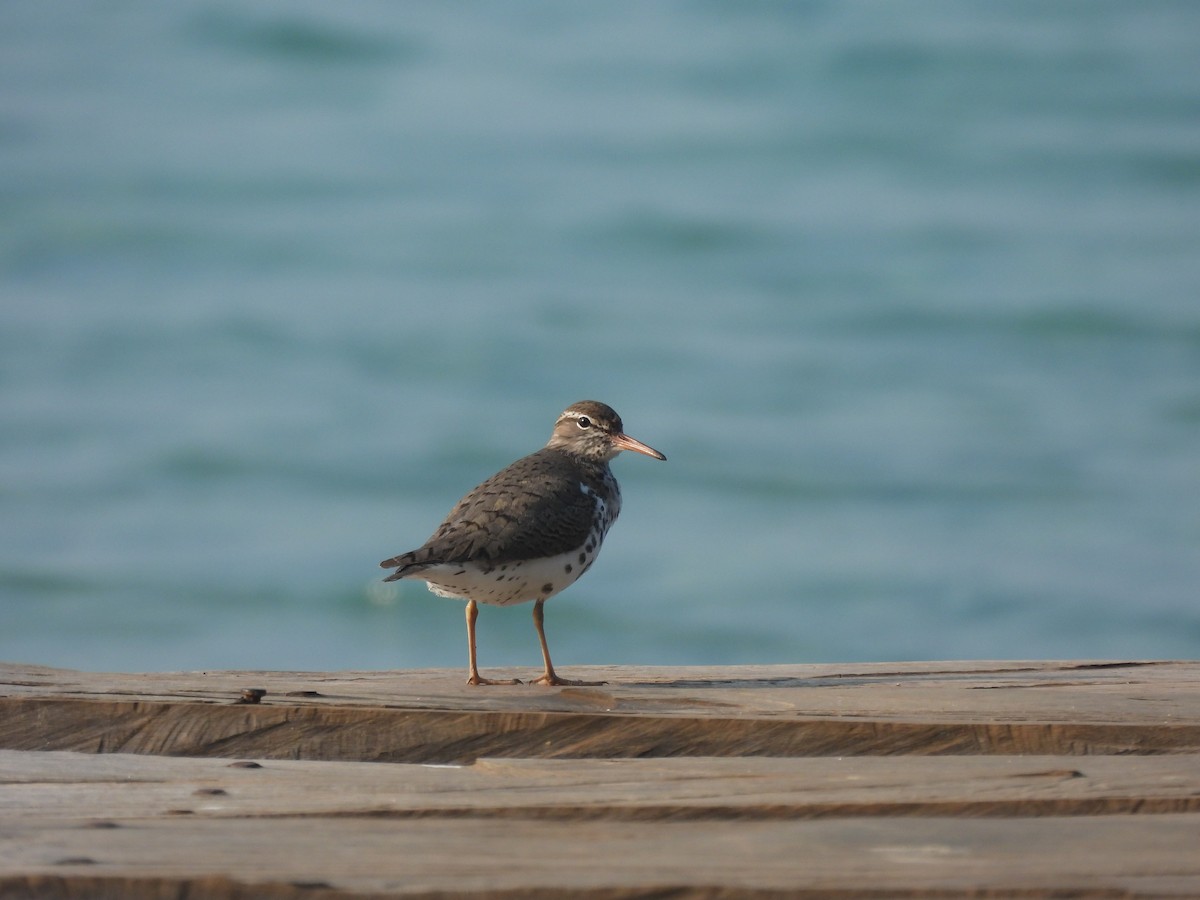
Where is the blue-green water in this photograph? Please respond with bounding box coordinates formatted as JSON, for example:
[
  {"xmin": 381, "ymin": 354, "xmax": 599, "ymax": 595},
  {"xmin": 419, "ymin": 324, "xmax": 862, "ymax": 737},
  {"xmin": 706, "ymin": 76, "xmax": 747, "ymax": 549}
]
[{"xmin": 3, "ymin": 2, "xmax": 1199, "ymax": 674}]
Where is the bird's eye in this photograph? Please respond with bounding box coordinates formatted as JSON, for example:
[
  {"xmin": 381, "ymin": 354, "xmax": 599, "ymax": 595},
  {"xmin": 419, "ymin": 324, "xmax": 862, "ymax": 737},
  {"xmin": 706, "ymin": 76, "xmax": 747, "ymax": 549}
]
[{"xmin": 576, "ymin": 416, "xmax": 592, "ymax": 429}]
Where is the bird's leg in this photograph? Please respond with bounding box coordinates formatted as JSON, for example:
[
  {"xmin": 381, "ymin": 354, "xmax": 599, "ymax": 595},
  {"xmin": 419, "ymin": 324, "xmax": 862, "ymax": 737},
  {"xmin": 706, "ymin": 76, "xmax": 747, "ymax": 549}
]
[
  {"xmin": 529, "ymin": 597, "xmax": 607, "ymax": 687},
  {"xmin": 465, "ymin": 599, "xmax": 520, "ymax": 686}
]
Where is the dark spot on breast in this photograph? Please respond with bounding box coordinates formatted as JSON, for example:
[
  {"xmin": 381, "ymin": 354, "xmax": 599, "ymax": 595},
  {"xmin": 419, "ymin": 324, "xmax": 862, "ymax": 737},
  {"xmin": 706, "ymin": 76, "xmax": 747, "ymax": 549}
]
[
  {"xmin": 564, "ymin": 564, "xmax": 573, "ymax": 574},
  {"xmin": 578, "ymin": 552, "xmax": 586, "ymax": 564},
  {"xmin": 585, "ymin": 543, "xmax": 594, "ymax": 553},
  {"xmin": 542, "ymin": 583, "xmax": 554, "ymax": 594},
  {"xmin": 496, "ymin": 575, "xmax": 505, "ymax": 581}
]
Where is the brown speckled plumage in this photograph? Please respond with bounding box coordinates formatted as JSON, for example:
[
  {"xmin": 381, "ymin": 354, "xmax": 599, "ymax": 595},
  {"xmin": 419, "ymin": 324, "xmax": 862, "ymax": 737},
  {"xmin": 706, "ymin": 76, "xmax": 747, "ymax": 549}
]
[
  {"xmin": 381, "ymin": 446, "xmax": 615, "ymax": 577},
  {"xmin": 379, "ymin": 400, "xmax": 665, "ymax": 686}
]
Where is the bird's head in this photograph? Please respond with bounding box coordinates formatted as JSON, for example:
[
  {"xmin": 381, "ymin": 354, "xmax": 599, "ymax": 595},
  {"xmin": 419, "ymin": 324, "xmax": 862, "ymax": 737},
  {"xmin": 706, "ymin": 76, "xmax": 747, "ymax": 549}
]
[{"xmin": 547, "ymin": 401, "xmax": 666, "ymax": 464}]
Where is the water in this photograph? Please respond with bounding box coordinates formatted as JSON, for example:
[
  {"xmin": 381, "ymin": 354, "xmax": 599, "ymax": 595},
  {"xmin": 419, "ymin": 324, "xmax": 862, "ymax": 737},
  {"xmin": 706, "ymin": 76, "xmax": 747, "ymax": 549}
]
[{"xmin": 3, "ymin": 2, "xmax": 1199, "ymax": 674}]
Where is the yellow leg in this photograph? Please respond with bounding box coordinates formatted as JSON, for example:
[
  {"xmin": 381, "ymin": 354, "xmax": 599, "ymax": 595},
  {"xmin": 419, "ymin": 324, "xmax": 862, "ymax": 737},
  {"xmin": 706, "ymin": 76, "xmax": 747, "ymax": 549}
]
[
  {"xmin": 465, "ymin": 599, "xmax": 520, "ymax": 686},
  {"xmin": 529, "ymin": 597, "xmax": 606, "ymax": 687}
]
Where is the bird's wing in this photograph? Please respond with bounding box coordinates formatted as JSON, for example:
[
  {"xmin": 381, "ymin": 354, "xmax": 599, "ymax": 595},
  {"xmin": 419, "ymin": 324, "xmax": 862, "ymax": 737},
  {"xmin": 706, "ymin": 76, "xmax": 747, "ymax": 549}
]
[{"xmin": 379, "ymin": 449, "xmax": 601, "ymax": 576}]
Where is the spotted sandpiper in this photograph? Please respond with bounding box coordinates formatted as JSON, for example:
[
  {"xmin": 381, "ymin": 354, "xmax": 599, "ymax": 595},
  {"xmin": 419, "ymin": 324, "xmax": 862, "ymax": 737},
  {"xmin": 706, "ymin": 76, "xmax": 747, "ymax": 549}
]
[{"xmin": 380, "ymin": 401, "xmax": 665, "ymax": 686}]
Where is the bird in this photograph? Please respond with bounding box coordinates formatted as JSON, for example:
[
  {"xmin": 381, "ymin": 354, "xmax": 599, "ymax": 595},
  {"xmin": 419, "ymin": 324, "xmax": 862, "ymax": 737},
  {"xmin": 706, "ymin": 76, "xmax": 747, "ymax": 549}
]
[{"xmin": 380, "ymin": 400, "xmax": 665, "ymax": 686}]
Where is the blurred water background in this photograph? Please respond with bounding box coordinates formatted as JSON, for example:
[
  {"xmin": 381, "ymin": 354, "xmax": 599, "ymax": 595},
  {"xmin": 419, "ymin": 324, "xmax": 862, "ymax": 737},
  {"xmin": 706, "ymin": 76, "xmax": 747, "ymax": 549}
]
[{"xmin": 3, "ymin": 2, "xmax": 1199, "ymax": 674}]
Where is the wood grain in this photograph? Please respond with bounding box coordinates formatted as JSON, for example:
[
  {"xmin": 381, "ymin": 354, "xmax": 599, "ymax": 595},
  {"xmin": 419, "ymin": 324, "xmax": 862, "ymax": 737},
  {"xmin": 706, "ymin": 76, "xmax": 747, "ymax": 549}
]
[
  {"xmin": 2, "ymin": 660, "xmax": 1199, "ymax": 898},
  {"xmin": 3, "ymin": 660, "xmax": 1197, "ymax": 763},
  {"xmin": 4, "ymin": 749, "xmax": 1200, "ymax": 821},
  {"xmin": 4, "ymin": 811, "xmax": 1199, "ymax": 898}
]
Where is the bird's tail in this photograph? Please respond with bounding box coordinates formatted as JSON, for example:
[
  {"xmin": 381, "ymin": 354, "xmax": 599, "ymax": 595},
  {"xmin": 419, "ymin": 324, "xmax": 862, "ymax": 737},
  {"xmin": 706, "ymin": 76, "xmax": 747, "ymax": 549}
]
[{"xmin": 380, "ymin": 551, "xmax": 433, "ymax": 582}]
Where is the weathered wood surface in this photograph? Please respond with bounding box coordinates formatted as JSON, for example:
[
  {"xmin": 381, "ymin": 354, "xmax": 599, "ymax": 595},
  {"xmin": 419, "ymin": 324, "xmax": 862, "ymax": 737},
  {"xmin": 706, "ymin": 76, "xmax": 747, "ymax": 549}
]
[
  {"xmin": 3, "ymin": 750, "xmax": 1200, "ymax": 898},
  {"xmin": 3, "ymin": 660, "xmax": 1198, "ymax": 762},
  {"xmin": 5, "ymin": 749, "xmax": 1200, "ymax": 821},
  {"xmin": 6, "ymin": 813, "xmax": 1199, "ymax": 899},
  {"xmin": 2, "ymin": 660, "xmax": 1199, "ymax": 898}
]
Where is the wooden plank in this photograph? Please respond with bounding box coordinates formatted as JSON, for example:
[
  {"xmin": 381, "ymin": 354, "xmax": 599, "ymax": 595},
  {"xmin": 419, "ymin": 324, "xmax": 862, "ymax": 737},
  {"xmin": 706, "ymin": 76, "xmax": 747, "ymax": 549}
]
[
  {"xmin": 3, "ymin": 813, "xmax": 1199, "ymax": 898},
  {"xmin": 4, "ymin": 660, "xmax": 1196, "ymax": 720},
  {"xmin": 2, "ymin": 751, "xmax": 1200, "ymax": 898},
  {"xmin": 4, "ymin": 749, "xmax": 1200, "ymax": 821},
  {"xmin": 2, "ymin": 661, "xmax": 1199, "ymax": 897},
  {"xmin": 2, "ymin": 661, "xmax": 1198, "ymax": 762}
]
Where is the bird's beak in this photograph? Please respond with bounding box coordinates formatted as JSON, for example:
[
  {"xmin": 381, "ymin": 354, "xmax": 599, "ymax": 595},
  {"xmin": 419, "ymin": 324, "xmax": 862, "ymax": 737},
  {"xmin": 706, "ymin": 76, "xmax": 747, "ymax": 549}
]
[{"xmin": 611, "ymin": 432, "xmax": 666, "ymax": 461}]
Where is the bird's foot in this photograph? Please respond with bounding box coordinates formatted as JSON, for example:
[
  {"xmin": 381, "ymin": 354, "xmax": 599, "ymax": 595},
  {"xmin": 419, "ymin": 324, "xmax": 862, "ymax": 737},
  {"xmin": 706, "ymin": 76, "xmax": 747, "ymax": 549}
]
[
  {"xmin": 529, "ymin": 672, "xmax": 608, "ymax": 687},
  {"xmin": 466, "ymin": 673, "xmax": 522, "ymax": 686}
]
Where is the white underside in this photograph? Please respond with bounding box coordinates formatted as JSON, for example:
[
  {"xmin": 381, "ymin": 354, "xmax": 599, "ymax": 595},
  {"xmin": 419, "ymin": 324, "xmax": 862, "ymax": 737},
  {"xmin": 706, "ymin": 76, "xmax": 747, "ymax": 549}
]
[{"xmin": 406, "ymin": 547, "xmax": 598, "ymax": 607}]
